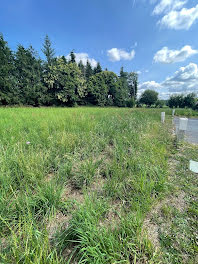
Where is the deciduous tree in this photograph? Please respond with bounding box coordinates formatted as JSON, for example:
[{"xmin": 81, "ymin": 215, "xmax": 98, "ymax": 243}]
[{"xmin": 139, "ymin": 89, "xmax": 158, "ymax": 107}]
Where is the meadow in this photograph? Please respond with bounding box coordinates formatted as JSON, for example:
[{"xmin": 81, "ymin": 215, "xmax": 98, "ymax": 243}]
[{"xmin": 0, "ymin": 107, "xmax": 197, "ymax": 263}]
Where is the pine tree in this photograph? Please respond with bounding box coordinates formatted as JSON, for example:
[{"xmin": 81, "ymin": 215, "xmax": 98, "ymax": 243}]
[
  {"xmin": 78, "ymin": 60, "xmax": 85, "ymax": 77},
  {"xmin": 0, "ymin": 34, "xmax": 17, "ymax": 105},
  {"xmin": 85, "ymin": 60, "xmax": 93, "ymax": 80},
  {"xmin": 42, "ymin": 35, "xmax": 55, "ymax": 66},
  {"xmin": 61, "ymin": 55, "xmax": 67, "ymax": 64},
  {"xmin": 42, "ymin": 35, "xmax": 56, "ymax": 104},
  {"xmin": 93, "ymin": 62, "xmax": 102, "ymax": 74},
  {"xmin": 0, "ymin": 34, "xmax": 137, "ymax": 107},
  {"xmin": 15, "ymin": 45, "xmax": 46, "ymax": 106},
  {"xmin": 116, "ymin": 67, "xmax": 129, "ymax": 106},
  {"xmin": 70, "ymin": 51, "xmax": 76, "ymax": 63}
]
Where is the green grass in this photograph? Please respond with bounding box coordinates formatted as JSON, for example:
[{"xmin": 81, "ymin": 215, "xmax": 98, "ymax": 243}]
[
  {"xmin": 0, "ymin": 107, "xmax": 196, "ymax": 263},
  {"xmin": 157, "ymin": 144, "xmax": 198, "ymax": 264},
  {"xmin": 172, "ymin": 108, "xmax": 198, "ymax": 117}
]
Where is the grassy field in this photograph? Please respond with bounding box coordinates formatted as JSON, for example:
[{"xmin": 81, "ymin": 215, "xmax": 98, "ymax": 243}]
[
  {"xmin": 173, "ymin": 108, "xmax": 198, "ymax": 117},
  {"xmin": 0, "ymin": 107, "xmax": 197, "ymax": 263}
]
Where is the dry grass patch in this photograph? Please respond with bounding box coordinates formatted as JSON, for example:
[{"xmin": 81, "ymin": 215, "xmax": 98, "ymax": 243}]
[
  {"xmin": 47, "ymin": 212, "xmax": 71, "ymax": 239},
  {"xmin": 45, "ymin": 172, "xmax": 55, "ymax": 182},
  {"xmin": 98, "ymin": 199, "xmax": 122, "ymax": 230},
  {"xmin": 143, "ymin": 191, "xmax": 187, "ymax": 249},
  {"xmin": 61, "ymin": 184, "xmax": 85, "ymax": 204}
]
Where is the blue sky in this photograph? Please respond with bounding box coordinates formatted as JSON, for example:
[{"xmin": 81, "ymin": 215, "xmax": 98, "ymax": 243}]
[{"xmin": 1, "ymin": 0, "xmax": 198, "ymax": 98}]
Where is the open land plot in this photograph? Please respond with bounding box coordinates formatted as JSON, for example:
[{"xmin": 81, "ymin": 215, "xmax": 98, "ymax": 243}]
[{"xmin": 0, "ymin": 107, "xmax": 197, "ymax": 264}]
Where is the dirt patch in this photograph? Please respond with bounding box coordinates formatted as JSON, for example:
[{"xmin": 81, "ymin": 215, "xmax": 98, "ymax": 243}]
[
  {"xmin": 168, "ymin": 158, "xmax": 180, "ymax": 172},
  {"xmin": 0, "ymin": 237, "xmax": 8, "ymax": 250},
  {"xmin": 166, "ymin": 191, "xmax": 186, "ymax": 212},
  {"xmin": 45, "ymin": 172, "xmax": 55, "ymax": 182},
  {"xmin": 103, "ymin": 145, "xmax": 114, "ymax": 158},
  {"xmin": 47, "ymin": 212, "xmax": 71, "ymax": 239},
  {"xmin": 143, "ymin": 191, "xmax": 186, "ymax": 249},
  {"xmin": 144, "ymin": 220, "xmax": 160, "ymax": 249},
  {"xmin": 150, "ymin": 191, "xmax": 186, "ymax": 215},
  {"xmin": 89, "ymin": 176, "xmax": 106, "ymax": 193},
  {"xmin": 62, "ymin": 184, "xmax": 84, "ymax": 204},
  {"xmin": 99, "ymin": 199, "xmax": 122, "ymax": 230},
  {"xmin": 62, "ymin": 245, "xmax": 78, "ymax": 264}
]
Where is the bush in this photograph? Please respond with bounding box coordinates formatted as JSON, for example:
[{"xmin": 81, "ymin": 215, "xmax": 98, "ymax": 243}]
[
  {"xmin": 126, "ymin": 97, "xmax": 135, "ymax": 108},
  {"xmin": 155, "ymin": 100, "xmax": 165, "ymax": 108}
]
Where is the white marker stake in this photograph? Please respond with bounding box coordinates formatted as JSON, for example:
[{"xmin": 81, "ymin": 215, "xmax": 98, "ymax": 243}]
[
  {"xmin": 190, "ymin": 160, "xmax": 198, "ymax": 173},
  {"xmin": 177, "ymin": 118, "xmax": 188, "ymax": 141},
  {"xmin": 172, "ymin": 109, "xmax": 175, "ymax": 117},
  {"xmin": 179, "ymin": 118, "xmax": 188, "ymax": 131},
  {"xmin": 161, "ymin": 112, "xmax": 165, "ymax": 123}
]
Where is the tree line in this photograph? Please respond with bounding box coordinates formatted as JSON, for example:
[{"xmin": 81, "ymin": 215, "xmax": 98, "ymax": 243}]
[
  {"xmin": 0, "ymin": 34, "xmax": 138, "ymax": 107},
  {"xmin": 167, "ymin": 93, "xmax": 198, "ymax": 110},
  {"xmin": 137, "ymin": 90, "xmax": 197, "ymax": 110}
]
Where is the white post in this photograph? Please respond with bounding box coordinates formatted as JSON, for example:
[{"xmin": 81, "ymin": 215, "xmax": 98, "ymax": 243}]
[
  {"xmin": 161, "ymin": 112, "xmax": 165, "ymax": 123},
  {"xmin": 179, "ymin": 118, "xmax": 188, "ymax": 130},
  {"xmin": 172, "ymin": 109, "xmax": 175, "ymax": 117},
  {"xmin": 172, "ymin": 109, "xmax": 175, "ymax": 124},
  {"xmin": 177, "ymin": 118, "xmax": 188, "ymax": 141},
  {"xmin": 189, "ymin": 160, "xmax": 198, "ymax": 173}
]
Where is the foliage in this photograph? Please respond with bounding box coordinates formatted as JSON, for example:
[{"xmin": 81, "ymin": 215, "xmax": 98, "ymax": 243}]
[
  {"xmin": 127, "ymin": 72, "xmax": 138, "ymax": 99},
  {"xmin": 78, "ymin": 60, "xmax": 85, "ymax": 77},
  {"xmin": 0, "ymin": 34, "xmax": 16, "ymax": 105},
  {"xmin": 93, "ymin": 62, "xmax": 102, "ymax": 74},
  {"xmin": 87, "ymin": 72, "xmax": 108, "ymax": 106},
  {"xmin": 126, "ymin": 97, "xmax": 135, "ymax": 108},
  {"xmin": 139, "ymin": 89, "xmax": 159, "ymax": 106},
  {"xmin": 155, "ymin": 99, "xmax": 165, "ymax": 108},
  {"xmin": 42, "ymin": 34, "xmax": 55, "ymax": 66},
  {"xmin": 69, "ymin": 51, "xmax": 76, "ymax": 63},
  {"xmin": 45, "ymin": 58, "xmax": 86, "ymax": 106},
  {"xmin": 0, "ymin": 33, "xmax": 140, "ymax": 107},
  {"xmin": 85, "ymin": 60, "xmax": 93, "ymax": 81},
  {"xmin": 168, "ymin": 93, "xmax": 197, "ymax": 109},
  {"xmin": 15, "ymin": 45, "xmax": 47, "ymax": 106},
  {"xmin": 173, "ymin": 108, "xmax": 198, "ymax": 117}
]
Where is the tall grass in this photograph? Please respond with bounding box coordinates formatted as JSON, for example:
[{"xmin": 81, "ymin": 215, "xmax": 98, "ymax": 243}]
[
  {"xmin": 0, "ymin": 107, "xmax": 172, "ymax": 263},
  {"xmin": 173, "ymin": 108, "xmax": 198, "ymax": 117}
]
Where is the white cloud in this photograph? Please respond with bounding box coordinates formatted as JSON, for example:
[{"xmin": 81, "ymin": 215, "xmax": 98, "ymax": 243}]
[
  {"xmin": 153, "ymin": 0, "xmax": 187, "ymax": 15},
  {"xmin": 66, "ymin": 52, "xmax": 97, "ymax": 68},
  {"xmin": 107, "ymin": 48, "xmax": 135, "ymax": 62},
  {"xmin": 139, "ymin": 63, "xmax": 198, "ymax": 99},
  {"xmin": 154, "ymin": 45, "xmax": 198, "ymax": 63},
  {"xmin": 151, "ymin": 1, "xmax": 198, "ymax": 30},
  {"xmin": 159, "ymin": 4, "xmax": 198, "ymax": 30},
  {"xmin": 166, "ymin": 63, "xmax": 198, "ymax": 83},
  {"xmin": 138, "ymin": 80, "xmax": 163, "ymax": 98},
  {"xmin": 137, "ymin": 69, "xmax": 149, "ymax": 75},
  {"xmin": 139, "ymin": 81, "xmax": 162, "ymax": 93}
]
